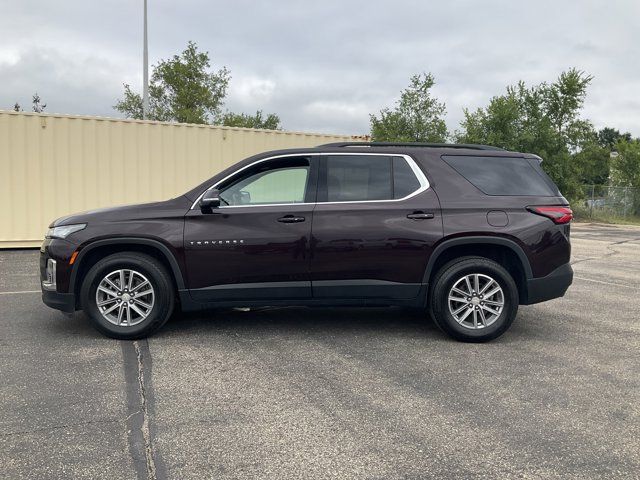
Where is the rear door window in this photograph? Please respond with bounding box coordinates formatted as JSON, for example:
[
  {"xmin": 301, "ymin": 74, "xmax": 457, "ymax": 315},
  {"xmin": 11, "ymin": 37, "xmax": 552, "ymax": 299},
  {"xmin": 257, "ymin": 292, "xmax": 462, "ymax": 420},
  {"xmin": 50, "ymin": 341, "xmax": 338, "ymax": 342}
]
[
  {"xmin": 326, "ymin": 155, "xmax": 392, "ymax": 202},
  {"xmin": 442, "ymin": 155, "xmax": 559, "ymax": 196},
  {"xmin": 323, "ymin": 155, "xmax": 424, "ymax": 202}
]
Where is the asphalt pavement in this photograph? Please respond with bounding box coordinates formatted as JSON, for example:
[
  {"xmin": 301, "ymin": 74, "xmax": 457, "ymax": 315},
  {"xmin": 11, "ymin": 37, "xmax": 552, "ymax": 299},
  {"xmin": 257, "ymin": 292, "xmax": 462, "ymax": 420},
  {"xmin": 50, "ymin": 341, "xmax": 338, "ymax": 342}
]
[{"xmin": 1, "ymin": 223, "xmax": 639, "ymax": 479}]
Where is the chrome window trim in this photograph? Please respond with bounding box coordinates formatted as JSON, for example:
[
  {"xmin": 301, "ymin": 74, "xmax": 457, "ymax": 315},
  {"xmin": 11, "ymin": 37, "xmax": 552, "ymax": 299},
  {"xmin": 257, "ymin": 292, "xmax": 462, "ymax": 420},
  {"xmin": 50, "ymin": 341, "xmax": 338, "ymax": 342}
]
[{"xmin": 190, "ymin": 152, "xmax": 430, "ymax": 209}]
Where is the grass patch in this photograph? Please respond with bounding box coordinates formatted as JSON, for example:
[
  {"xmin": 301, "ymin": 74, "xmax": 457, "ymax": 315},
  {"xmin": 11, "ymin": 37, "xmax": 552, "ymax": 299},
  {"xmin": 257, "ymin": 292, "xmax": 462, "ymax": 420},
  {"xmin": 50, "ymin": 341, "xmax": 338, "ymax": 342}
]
[{"xmin": 572, "ymin": 204, "xmax": 640, "ymax": 226}]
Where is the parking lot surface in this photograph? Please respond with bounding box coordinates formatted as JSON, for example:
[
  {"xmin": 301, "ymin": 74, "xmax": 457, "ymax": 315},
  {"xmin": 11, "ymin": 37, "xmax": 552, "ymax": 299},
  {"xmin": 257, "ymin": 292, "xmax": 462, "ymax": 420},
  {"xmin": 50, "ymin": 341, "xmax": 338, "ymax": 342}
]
[{"xmin": 1, "ymin": 223, "xmax": 639, "ymax": 479}]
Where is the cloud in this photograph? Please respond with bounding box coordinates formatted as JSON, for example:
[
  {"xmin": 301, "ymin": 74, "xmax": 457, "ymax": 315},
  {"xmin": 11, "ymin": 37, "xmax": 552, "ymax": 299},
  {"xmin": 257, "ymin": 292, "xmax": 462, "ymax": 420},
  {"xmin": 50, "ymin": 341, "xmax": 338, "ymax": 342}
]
[
  {"xmin": 227, "ymin": 76, "xmax": 276, "ymax": 109},
  {"xmin": 0, "ymin": 48, "xmax": 21, "ymax": 66},
  {"xmin": 0, "ymin": 46, "xmax": 133, "ymax": 116},
  {"xmin": 1, "ymin": 0, "xmax": 639, "ymax": 136}
]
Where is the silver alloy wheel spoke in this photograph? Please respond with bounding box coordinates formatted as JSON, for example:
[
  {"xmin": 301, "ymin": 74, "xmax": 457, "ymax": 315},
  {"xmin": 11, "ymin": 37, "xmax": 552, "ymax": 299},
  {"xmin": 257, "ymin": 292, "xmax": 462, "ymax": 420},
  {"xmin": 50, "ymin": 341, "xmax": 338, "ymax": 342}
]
[
  {"xmin": 130, "ymin": 303, "xmax": 147, "ymax": 318},
  {"xmin": 448, "ymin": 273, "xmax": 504, "ymax": 330},
  {"xmin": 457, "ymin": 307, "xmax": 473, "ymax": 324},
  {"xmin": 482, "ymin": 299, "xmax": 503, "ymax": 306},
  {"xmin": 98, "ymin": 285, "xmax": 118, "ymax": 297},
  {"xmin": 97, "ymin": 297, "xmax": 118, "ymax": 307},
  {"xmin": 131, "ymin": 280, "xmax": 149, "ymax": 293},
  {"xmin": 104, "ymin": 277, "xmax": 121, "ymax": 293},
  {"xmin": 452, "ymin": 304, "xmax": 468, "ymax": 316},
  {"xmin": 464, "ymin": 276, "xmax": 473, "ymax": 294},
  {"xmin": 95, "ymin": 269, "xmax": 155, "ymax": 327},
  {"xmin": 478, "ymin": 307, "xmax": 487, "ymax": 325},
  {"xmin": 448, "ymin": 295, "xmax": 467, "ymax": 303},
  {"xmin": 481, "ymin": 305, "xmax": 501, "ymax": 316},
  {"xmin": 134, "ymin": 299, "xmax": 152, "ymax": 309},
  {"xmin": 479, "ymin": 280, "xmax": 495, "ymax": 295},
  {"xmin": 484, "ymin": 286, "xmax": 502, "ymax": 298},
  {"xmin": 103, "ymin": 302, "xmax": 120, "ymax": 316},
  {"xmin": 451, "ymin": 286, "xmax": 468, "ymax": 297}
]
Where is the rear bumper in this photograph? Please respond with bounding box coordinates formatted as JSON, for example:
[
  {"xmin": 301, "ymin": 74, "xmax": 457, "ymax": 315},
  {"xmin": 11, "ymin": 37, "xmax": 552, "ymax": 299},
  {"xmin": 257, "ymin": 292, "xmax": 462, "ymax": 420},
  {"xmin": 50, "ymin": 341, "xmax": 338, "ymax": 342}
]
[
  {"xmin": 523, "ymin": 262, "xmax": 573, "ymax": 305},
  {"xmin": 42, "ymin": 289, "xmax": 76, "ymax": 313}
]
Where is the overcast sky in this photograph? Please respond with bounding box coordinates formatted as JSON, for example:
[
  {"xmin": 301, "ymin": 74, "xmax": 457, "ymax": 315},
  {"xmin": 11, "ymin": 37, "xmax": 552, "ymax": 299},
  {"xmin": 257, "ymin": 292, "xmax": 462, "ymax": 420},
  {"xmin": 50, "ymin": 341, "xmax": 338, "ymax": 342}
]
[{"xmin": 1, "ymin": 0, "xmax": 639, "ymax": 136}]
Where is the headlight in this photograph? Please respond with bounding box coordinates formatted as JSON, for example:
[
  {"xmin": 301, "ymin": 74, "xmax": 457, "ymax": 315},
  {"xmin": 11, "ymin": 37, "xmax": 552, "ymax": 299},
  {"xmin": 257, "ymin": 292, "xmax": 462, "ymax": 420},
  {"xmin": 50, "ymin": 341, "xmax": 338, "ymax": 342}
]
[{"xmin": 46, "ymin": 223, "xmax": 87, "ymax": 239}]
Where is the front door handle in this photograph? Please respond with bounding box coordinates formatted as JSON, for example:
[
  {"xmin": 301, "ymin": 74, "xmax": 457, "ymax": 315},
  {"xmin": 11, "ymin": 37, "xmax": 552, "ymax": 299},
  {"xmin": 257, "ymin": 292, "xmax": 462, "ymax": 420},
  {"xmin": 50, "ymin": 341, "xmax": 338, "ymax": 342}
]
[
  {"xmin": 407, "ymin": 212, "xmax": 434, "ymax": 220},
  {"xmin": 277, "ymin": 215, "xmax": 306, "ymax": 223}
]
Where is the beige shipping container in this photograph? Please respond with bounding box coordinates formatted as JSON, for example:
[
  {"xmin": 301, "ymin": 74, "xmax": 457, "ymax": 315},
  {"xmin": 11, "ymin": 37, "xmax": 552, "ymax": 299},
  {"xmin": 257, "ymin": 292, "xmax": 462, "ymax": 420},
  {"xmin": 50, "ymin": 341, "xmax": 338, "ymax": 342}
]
[{"xmin": 0, "ymin": 111, "xmax": 358, "ymax": 248}]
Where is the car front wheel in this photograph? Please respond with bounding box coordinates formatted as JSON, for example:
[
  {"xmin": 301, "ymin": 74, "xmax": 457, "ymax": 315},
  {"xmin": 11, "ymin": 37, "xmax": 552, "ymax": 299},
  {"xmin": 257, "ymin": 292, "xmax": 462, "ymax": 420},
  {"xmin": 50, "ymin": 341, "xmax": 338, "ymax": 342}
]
[{"xmin": 80, "ymin": 252, "xmax": 175, "ymax": 339}]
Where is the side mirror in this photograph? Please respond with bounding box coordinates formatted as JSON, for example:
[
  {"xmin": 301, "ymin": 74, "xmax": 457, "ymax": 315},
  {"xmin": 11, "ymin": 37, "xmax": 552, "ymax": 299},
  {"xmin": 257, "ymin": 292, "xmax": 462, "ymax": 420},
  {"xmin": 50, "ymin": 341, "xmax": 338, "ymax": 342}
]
[{"xmin": 199, "ymin": 188, "xmax": 221, "ymax": 211}]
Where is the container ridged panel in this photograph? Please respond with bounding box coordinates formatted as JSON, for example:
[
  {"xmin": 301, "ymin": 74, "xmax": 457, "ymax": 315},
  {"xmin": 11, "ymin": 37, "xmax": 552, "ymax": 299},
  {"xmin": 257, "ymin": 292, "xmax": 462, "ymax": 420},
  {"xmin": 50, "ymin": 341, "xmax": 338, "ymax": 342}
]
[{"xmin": 0, "ymin": 111, "xmax": 356, "ymax": 247}]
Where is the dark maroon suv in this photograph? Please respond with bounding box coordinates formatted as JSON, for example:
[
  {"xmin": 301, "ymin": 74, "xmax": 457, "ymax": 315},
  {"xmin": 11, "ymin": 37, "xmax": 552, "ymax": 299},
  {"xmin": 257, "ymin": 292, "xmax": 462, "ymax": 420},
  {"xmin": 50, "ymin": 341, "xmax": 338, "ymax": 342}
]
[{"xmin": 40, "ymin": 142, "xmax": 573, "ymax": 341}]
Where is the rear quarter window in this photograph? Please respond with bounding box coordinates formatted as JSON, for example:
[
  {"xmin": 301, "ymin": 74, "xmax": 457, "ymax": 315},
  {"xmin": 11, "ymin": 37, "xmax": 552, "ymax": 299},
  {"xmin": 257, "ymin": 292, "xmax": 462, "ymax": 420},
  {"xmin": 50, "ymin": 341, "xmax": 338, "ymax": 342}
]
[
  {"xmin": 393, "ymin": 156, "xmax": 422, "ymax": 199},
  {"xmin": 441, "ymin": 155, "xmax": 560, "ymax": 196}
]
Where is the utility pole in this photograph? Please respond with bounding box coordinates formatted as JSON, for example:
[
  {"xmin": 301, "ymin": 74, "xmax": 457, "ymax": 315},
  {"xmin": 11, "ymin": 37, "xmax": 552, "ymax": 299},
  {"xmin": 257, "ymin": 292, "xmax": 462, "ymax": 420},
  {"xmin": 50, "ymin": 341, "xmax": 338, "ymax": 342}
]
[{"xmin": 142, "ymin": 0, "xmax": 149, "ymax": 119}]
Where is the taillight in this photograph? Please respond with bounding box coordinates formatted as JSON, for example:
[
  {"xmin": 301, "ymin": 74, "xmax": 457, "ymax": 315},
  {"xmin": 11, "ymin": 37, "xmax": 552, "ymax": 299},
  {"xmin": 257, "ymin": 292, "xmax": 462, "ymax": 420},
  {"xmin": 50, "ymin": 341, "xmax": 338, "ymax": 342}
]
[{"xmin": 527, "ymin": 206, "xmax": 573, "ymax": 224}]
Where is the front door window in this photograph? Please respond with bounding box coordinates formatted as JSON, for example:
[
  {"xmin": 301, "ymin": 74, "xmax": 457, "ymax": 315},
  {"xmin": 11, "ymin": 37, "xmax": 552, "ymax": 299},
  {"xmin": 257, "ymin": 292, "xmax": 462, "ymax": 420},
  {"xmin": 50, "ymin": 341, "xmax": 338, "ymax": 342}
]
[{"xmin": 219, "ymin": 160, "xmax": 310, "ymax": 206}]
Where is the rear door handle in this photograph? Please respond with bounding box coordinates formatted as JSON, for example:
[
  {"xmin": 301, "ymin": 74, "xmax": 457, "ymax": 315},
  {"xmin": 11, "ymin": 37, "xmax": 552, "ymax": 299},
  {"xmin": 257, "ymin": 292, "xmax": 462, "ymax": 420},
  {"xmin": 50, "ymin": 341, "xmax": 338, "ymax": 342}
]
[
  {"xmin": 277, "ymin": 215, "xmax": 306, "ymax": 223},
  {"xmin": 407, "ymin": 212, "xmax": 434, "ymax": 220}
]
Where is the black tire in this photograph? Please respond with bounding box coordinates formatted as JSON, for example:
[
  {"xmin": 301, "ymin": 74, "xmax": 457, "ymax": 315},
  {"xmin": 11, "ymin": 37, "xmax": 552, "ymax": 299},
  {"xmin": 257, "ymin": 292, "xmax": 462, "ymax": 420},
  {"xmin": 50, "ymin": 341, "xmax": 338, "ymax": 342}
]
[
  {"xmin": 80, "ymin": 252, "xmax": 175, "ymax": 339},
  {"xmin": 429, "ymin": 256, "xmax": 518, "ymax": 342}
]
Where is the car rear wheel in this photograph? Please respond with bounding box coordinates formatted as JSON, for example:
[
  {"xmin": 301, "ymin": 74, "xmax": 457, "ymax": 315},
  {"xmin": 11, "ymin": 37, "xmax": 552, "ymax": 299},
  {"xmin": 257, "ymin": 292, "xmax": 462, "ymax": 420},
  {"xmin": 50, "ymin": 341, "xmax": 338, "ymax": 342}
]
[
  {"xmin": 81, "ymin": 252, "xmax": 175, "ymax": 339},
  {"xmin": 429, "ymin": 256, "xmax": 518, "ymax": 342}
]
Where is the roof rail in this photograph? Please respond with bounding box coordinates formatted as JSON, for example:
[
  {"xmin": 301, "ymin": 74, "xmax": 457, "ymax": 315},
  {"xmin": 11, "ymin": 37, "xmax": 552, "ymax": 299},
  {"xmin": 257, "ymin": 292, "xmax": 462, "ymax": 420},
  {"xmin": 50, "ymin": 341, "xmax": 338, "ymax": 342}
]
[{"xmin": 316, "ymin": 141, "xmax": 504, "ymax": 151}]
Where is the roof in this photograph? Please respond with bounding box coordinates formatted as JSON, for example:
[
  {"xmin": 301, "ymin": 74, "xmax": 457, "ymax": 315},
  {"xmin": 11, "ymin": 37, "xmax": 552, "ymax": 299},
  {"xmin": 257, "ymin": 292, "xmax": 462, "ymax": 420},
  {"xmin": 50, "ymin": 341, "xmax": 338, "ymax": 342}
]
[{"xmin": 317, "ymin": 142, "xmax": 504, "ymax": 151}]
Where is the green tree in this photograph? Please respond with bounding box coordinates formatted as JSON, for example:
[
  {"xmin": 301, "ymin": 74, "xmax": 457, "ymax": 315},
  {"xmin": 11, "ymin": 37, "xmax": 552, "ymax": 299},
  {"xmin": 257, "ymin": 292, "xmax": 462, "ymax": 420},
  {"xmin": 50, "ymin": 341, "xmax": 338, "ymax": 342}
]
[
  {"xmin": 457, "ymin": 69, "xmax": 595, "ymax": 198},
  {"xmin": 115, "ymin": 41, "xmax": 230, "ymax": 124},
  {"xmin": 370, "ymin": 73, "xmax": 448, "ymax": 142},
  {"xmin": 597, "ymin": 127, "xmax": 632, "ymax": 149},
  {"xmin": 32, "ymin": 93, "xmax": 46, "ymax": 113},
  {"xmin": 221, "ymin": 110, "xmax": 281, "ymax": 130},
  {"xmin": 610, "ymin": 139, "xmax": 640, "ymax": 215},
  {"xmin": 610, "ymin": 139, "xmax": 640, "ymax": 188},
  {"xmin": 12, "ymin": 92, "xmax": 47, "ymax": 113},
  {"xmin": 570, "ymin": 140, "xmax": 610, "ymax": 186}
]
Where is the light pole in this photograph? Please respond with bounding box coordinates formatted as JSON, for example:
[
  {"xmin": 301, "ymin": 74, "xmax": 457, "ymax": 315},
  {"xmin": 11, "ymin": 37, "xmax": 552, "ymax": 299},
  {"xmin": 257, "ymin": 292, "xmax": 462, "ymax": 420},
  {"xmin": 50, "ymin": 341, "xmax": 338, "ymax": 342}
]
[{"xmin": 142, "ymin": 0, "xmax": 149, "ymax": 119}]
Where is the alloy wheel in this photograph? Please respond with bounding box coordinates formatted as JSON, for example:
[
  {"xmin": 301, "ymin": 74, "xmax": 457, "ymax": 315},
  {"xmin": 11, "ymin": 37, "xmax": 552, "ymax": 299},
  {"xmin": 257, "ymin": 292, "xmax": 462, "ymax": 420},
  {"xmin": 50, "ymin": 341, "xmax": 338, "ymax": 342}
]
[
  {"xmin": 447, "ymin": 273, "xmax": 504, "ymax": 329},
  {"xmin": 95, "ymin": 269, "xmax": 155, "ymax": 327}
]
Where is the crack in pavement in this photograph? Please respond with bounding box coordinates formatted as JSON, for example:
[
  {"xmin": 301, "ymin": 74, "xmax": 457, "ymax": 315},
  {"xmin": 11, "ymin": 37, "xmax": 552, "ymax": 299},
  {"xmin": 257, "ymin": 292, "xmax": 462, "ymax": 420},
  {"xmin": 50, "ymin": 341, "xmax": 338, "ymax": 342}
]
[
  {"xmin": 122, "ymin": 339, "xmax": 166, "ymax": 480},
  {"xmin": 573, "ymin": 275, "xmax": 640, "ymax": 290},
  {"xmin": 570, "ymin": 235, "xmax": 640, "ymax": 266},
  {"xmin": 136, "ymin": 340, "xmax": 157, "ymax": 480},
  {"xmin": 1, "ymin": 418, "xmax": 120, "ymax": 437}
]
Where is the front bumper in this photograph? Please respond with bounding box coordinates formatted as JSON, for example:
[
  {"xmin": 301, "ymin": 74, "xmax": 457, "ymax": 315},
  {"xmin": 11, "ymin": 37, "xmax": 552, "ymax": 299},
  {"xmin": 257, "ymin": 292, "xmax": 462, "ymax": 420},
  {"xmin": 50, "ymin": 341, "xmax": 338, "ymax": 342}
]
[
  {"xmin": 523, "ymin": 262, "xmax": 573, "ymax": 305},
  {"xmin": 42, "ymin": 289, "xmax": 76, "ymax": 313},
  {"xmin": 40, "ymin": 238, "xmax": 78, "ymax": 313}
]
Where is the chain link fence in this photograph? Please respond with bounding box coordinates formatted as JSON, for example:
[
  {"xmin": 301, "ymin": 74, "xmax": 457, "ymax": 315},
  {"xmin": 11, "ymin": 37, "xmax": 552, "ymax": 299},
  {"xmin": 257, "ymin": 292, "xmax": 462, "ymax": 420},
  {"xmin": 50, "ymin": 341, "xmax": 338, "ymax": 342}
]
[{"xmin": 573, "ymin": 185, "xmax": 640, "ymax": 223}]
